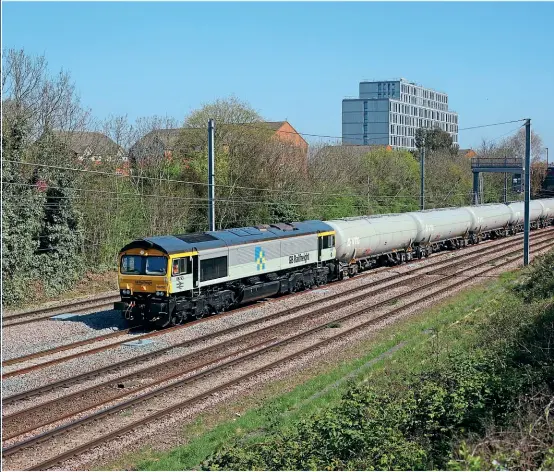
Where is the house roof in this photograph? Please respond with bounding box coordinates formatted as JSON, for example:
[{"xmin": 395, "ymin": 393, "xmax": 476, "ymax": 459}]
[
  {"xmin": 131, "ymin": 128, "xmax": 185, "ymax": 152},
  {"xmin": 459, "ymin": 148, "xmax": 477, "ymax": 158},
  {"xmin": 130, "ymin": 121, "xmax": 306, "ymax": 157},
  {"xmin": 52, "ymin": 131, "xmax": 124, "ymax": 157},
  {"xmin": 263, "ymin": 121, "xmax": 287, "ymax": 131}
]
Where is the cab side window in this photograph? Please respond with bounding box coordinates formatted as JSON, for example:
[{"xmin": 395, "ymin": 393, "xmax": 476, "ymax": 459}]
[
  {"xmin": 322, "ymin": 235, "xmax": 334, "ymax": 249},
  {"xmin": 172, "ymin": 258, "xmax": 191, "ymax": 276}
]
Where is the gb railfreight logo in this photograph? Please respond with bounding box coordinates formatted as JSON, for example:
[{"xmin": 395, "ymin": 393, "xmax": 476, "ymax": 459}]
[
  {"xmin": 255, "ymin": 246, "xmax": 266, "ymax": 271},
  {"xmin": 289, "ymin": 252, "xmax": 309, "ymax": 264}
]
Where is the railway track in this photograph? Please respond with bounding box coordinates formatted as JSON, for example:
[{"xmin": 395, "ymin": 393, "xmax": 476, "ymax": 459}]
[
  {"xmin": 2, "ymin": 230, "xmax": 554, "ymax": 388},
  {"xmin": 4, "ymin": 228, "xmax": 552, "ymax": 385},
  {"xmin": 2, "ymin": 293, "xmax": 120, "ymax": 328},
  {"xmin": 2, "ymin": 236, "xmax": 553, "ymax": 470},
  {"xmin": 3, "ymin": 228, "xmax": 551, "ymax": 376}
]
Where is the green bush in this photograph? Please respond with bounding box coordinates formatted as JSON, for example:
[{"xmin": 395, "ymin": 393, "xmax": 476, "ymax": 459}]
[
  {"xmin": 203, "ymin": 252, "xmax": 554, "ymax": 470},
  {"xmin": 513, "ymin": 250, "xmax": 554, "ymax": 302}
]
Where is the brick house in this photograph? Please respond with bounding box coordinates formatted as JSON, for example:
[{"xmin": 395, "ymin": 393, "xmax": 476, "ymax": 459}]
[
  {"xmin": 52, "ymin": 131, "xmax": 129, "ymax": 175},
  {"xmin": 459, "ymin": 148, "xmax": 477, "ymax": 158},
  {"xmin": 130, "ymin": 121, "xmax": 308, "ymax": 170}
]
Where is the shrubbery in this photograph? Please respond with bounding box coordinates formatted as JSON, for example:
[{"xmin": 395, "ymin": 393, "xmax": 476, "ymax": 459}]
[
  {"xmin": 513, "ymin": 250, "xmax": 554, "ymax": 302},
  {"xmin": 203, "ymin": 252, "xmax": 554, "ymax": 470}
]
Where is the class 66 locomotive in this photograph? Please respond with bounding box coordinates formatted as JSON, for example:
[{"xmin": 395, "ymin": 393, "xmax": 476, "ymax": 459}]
[
  {"xmin": 115, "ymin": 199, "xmax": 554, "ymax": 328},
  {"xmin": 114, "ymin": 221, "xmax": 337, "ymax": 328}
]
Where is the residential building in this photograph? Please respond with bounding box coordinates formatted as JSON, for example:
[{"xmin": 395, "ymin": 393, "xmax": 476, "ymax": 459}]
[
  {"xmin": 53, "ymin": 131, "xmax": 127, "ymax": 162},
  {"xmin": 459, "ymin": 148, "xmax": 477, "ymax": 158},
  {"xmin": 263, "ymin": 121, "xmax": 308, "ymax": 155},
  {"xmin": 129, "ymin": 128, "xmax": 183, "ymax": 163},
  {"xmin": 130, "ymin": 121, "xmax": 308, "ymax": 167},
  {"xmin": 342, "ymin": 78, "xmax": 458, "ymax": 150},
  {"xmin": 51, "ymin": 131, "xmax": 129, "ymax": 175}
]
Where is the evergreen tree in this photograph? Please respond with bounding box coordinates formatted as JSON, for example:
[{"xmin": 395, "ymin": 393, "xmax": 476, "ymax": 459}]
[
  {"xmin": 32, "ymin": 132, "xmax": 85, "ymax": 296},
  {"xmin": 1, "ymin": 117, "xmax": 46, "ymax": 305}
]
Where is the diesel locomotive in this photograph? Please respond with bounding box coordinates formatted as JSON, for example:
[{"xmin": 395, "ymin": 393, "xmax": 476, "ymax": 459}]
[{"xmin": 114, "ymin": 198, "xmax": 554, "ymax": 327}]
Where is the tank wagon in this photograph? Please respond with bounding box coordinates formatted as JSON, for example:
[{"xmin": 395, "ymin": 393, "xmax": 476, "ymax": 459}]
[{"xmin": 115, "ymin": 198, "xmax": 554, "ymax": 327}]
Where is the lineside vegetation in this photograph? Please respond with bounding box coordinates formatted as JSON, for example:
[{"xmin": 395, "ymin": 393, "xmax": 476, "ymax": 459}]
[{"xmin": 1, "ymin": 48, "xmax": 549, "ymax": 308}]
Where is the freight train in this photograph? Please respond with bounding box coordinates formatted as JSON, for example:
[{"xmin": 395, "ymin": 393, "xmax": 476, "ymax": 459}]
[{"xmin": 114, "ymin": 199, "xmax": 554, "ymax": 328}]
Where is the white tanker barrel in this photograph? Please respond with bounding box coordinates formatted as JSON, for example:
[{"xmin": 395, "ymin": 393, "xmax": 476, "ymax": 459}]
[
  {"xmin": 537, "ymin": 198, "xmax": 554, "ymax": 219},
  {"xmin": 462, "ymin": 204, "xmax": 513, "ymax": 232},
  {"xmin": 507, "ymin": 200, "xmax": 544, "ymax": 225},
  {"xmin": 324, "ymin": 214, "xmax": 418, "ymax": 263},
  {"xmin": 407, "ymin": 208, "xmax": 473, "ymax": 243}
]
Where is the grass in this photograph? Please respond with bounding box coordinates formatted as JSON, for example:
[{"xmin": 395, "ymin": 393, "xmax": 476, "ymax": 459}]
[{"xmin": 102, "ymin": 271, "xmax": 519, "ymax": 471}]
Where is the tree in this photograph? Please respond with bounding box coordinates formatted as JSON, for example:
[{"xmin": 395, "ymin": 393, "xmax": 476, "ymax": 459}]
[
  {"xmin": 30, "ymin": 132, "xmax": 85, "ymax": 294},
  {"xmin": 2, "ymin": 48, "xmax": 90, "ymax": 143},
  {"xmin": 500, "ymin": 127, "xmax": 544, "ymax": 162},
  {"xmin": 183, "ymin": 96, "xmax": 262, "ymax": 128},
  {"xmin": 1, "ymin": 111, "xmax": 46, "ymax": 305},
  {"xmin": 476, "ymin": 128, "xmax": 547, "ymax": 200},
  {"xmin": 362, "ymin": 147, "xmax": 420, "ymax": 213},
  {"xmin": 2, "ymin": 49, "xmax": 89, "ymax": 305},
  {"xmin": 415, "ymin": 126, "xmax": 458, "ymax": 155},
  {"xmin": 175, "ymin": 97, "xmax": 296, "ymax": 230},
  {"xmin": 424, "ymin": 150, "xmax": 473, "ymax": 207}
]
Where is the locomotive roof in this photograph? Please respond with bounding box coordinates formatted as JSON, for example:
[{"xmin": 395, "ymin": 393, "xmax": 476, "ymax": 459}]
[{"xmin": 120, "ymin": 220, "xmax": 333, "ymax": 255}]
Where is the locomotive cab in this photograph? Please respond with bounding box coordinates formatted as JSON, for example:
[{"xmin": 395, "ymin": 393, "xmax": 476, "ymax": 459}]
[{"xmin": 115, "ymin": 239, "xmax": 199, "ymax": 327}]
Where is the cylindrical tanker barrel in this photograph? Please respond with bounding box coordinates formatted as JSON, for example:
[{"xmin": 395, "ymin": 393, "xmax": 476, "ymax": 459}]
[
  {"xmin": 537, "ymin": 198, "xmax": 554, "ymax": 219},
  {"xmin": 406, "ymin": 208, "xmax": 473, "ymax": 243},
  {"xmin": 462, "ymin": 204, "xmax": 513, "ymax": 233},
  {"xmin": 507, "ymin": 200, "xmax": 544, "ymax": 225},
  {"xmin": 324, "ymin": 214, "xmax": 418, "ymax": 263}
]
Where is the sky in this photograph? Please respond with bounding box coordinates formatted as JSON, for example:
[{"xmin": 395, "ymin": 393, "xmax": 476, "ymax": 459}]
[{"xmin": 3, "ymin": 1, "xmax": 553, "ymax": 154}]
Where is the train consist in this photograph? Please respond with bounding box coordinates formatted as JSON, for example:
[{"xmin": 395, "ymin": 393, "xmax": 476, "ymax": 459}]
[{"xmin": 115, "ymin": 199, "xmax": 554, "ymax": 327}]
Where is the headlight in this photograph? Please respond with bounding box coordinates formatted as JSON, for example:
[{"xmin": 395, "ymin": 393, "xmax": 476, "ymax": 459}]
[
  {"xmin": 121, "ymin": 289, "xmax": 131, "ymax": 295},
  {"xmin": 155, "ymin": 291, "xmax": 166, "ymax": 297}
]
